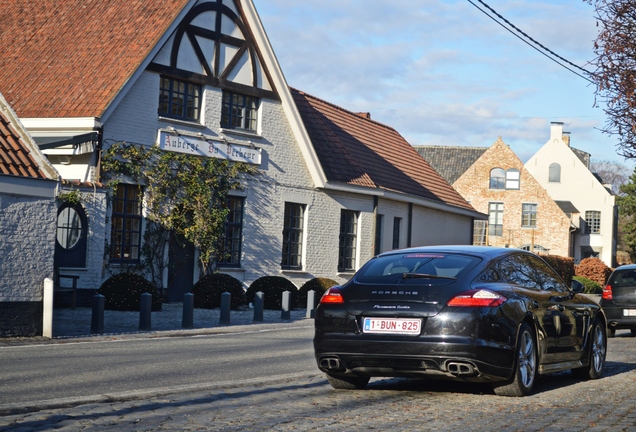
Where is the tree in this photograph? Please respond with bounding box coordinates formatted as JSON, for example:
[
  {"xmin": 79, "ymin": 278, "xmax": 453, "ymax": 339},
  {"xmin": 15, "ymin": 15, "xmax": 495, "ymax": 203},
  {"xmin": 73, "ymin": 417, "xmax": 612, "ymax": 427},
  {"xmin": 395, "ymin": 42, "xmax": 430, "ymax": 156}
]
[
  {"xmin": 101, "ymin": 141, "xmax": 258, "ymax": 277},
  {"xmin": 590, "ymin": 159, "xmax": 631, "ymax": 195},
  {"xmin": 617, "ymin": 167, "xmax": 636, "ymax": 260},
  {"xmin": 586, "ymin": 0, "xmax": 636, "ymax": 158}
]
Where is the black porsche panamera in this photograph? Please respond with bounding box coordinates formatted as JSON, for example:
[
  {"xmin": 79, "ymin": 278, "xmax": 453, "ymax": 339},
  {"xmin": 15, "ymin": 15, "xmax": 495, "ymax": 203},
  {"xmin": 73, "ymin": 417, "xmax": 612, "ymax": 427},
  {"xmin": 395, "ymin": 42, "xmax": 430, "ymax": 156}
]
[{"xmin": 314, "ymin": 246, "xmax": 607, "ymax": 397}]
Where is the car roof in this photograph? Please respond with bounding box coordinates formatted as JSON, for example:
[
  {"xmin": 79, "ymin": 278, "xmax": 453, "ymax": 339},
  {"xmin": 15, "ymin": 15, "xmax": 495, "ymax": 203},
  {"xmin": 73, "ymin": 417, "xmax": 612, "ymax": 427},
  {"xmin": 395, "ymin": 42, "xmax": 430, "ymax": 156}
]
[
  {"xmin": 613, "ymin": 264, "xmax": 636, "ymax": 271},
  {"xmin": 376, "ymin": 245, "xmax": 526, "ymax": 259}
]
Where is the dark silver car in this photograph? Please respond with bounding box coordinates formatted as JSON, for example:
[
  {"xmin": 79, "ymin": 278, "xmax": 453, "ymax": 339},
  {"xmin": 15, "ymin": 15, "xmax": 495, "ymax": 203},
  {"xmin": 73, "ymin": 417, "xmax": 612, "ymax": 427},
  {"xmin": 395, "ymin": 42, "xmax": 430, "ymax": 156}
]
[{"xmin": 602, "ymin": 264, "xmax": 636, "ymax": 337}]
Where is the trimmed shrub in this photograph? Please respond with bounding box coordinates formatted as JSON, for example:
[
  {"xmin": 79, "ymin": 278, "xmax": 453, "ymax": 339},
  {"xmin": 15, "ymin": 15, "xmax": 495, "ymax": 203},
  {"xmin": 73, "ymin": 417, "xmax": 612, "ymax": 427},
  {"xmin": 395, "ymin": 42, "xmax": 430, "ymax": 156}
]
[
  {"xmin": 573, "ymin": 275, "xmax": 603, "ymax": 295},
  {"xmin": 246, "ymin": 276, "xmax": 298, "ymax": 310},
  {"xmin": 575, "ymin": 257, "xmax": 612, "ymax": 286},
  {"xmin": 97, "ymin": 272, "xmax": 162, "ymax": 311},
  {"xmin": 541, "ymin": 255, "xmax": 575, "ymax": 285},
  {"xmin": 191, "ymin": 273, "xmax": 246, "ymax": 309},
  {"xmin": 298, "ymin": 277, "xmax": 339, "ymax": 306}
]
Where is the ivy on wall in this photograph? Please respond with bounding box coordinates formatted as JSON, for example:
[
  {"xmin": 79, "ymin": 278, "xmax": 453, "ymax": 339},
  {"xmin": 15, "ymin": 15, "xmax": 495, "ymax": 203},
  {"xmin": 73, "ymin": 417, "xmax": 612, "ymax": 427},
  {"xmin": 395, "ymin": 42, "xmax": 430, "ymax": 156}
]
[{"xmin": 101, "ymin": 141, "xmax": 258, "ymax": 277}]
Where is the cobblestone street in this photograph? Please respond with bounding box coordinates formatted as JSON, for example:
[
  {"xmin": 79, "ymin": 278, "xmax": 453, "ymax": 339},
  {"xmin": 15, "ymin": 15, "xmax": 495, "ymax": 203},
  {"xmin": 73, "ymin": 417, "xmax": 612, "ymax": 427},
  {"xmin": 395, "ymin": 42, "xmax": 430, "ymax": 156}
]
[{"xmin": 2, "ymin": 330, "xmax": 636, "ymax": 431}]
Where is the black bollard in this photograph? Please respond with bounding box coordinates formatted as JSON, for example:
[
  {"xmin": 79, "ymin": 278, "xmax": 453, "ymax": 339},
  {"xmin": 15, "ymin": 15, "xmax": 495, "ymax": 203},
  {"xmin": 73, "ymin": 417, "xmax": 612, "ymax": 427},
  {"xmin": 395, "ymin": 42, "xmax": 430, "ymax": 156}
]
[
  {"xmin": 281, "ymin": 290, "xmax": 291, "ymax": 320},
  {"xmin": 220, "ymin": 292, "xmax": 231, "ymax": 325},
  {"xmin": 139, "ymin": 292, "xmax": 152, "ymax": 331},
  {"xmin": 306, "ymin": 289, "xmax": 316, "ymax": 319},
  {"xmin": 253, "ymin": 291, "xmax": 264, "ymax": 322},
  {"xmin": 182, "ymin": 292, "xmax": 194, "ymax": 329},
  {"xmin": 91, "ymin": 294, "xmax": 105, "ymax": 334}
]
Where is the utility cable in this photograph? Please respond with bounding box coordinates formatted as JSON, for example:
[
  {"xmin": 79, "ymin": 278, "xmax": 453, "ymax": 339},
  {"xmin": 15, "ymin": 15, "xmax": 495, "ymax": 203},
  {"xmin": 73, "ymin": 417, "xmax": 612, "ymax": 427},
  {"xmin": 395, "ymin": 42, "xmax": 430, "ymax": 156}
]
[{"xmin": 466, "ymin": 0, "xmax": 595, "ymax": 84}]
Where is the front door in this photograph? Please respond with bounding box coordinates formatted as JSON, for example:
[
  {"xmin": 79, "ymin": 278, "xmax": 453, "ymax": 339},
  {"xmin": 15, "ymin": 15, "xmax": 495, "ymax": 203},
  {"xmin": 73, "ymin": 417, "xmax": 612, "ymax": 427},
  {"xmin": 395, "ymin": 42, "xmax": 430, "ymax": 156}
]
[{"xmin": 167, "ymin": 231, "xmax": 195, "ymax": 302}]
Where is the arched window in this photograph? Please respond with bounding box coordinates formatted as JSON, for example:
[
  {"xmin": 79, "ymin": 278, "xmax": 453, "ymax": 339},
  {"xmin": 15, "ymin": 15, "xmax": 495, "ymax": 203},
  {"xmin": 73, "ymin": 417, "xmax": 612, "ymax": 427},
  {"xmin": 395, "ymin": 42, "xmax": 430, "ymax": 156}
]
[
  {"xmin": 505, "ymin": 169, "xmax": 520, "ymax": 189},
  {"xmin": 490, "ymin": 168, "xmax": 505, "ymax": 189},
  {"xmin": 549, "ymin": 163, "xmax": 561, "ymax": 182}
]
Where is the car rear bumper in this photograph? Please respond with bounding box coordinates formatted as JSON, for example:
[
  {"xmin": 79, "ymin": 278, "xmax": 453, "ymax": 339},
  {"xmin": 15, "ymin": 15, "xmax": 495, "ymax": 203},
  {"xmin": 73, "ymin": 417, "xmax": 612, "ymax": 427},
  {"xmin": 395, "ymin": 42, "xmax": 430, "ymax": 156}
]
[
  {"xmin": 601, "ymin": 303, "xmax": 636, "ymax": 329},
  {"xmin": 314, "ymin": 335, "xmax": 515, "ymax": 382}
]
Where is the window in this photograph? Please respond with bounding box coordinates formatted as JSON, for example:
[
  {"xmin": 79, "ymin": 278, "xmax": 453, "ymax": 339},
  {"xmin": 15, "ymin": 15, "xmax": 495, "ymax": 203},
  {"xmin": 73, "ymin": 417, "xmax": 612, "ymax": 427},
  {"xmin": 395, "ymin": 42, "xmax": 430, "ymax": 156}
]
[
  {"xmin": 585, "ymin": 210, "xmax": 601, "ymax": 234},
  {"xmin": 218, "ymin": 196, "xmax": 244, "ymax": 267},
  {"xmin": 339, "ymin": 210, "xmax": 358, "ymax": 272},
  {"xmin": 490, "ymin": 168, "xmax": 505, "ymax": 189},
  {"xmin": 549, "ymin": 163, "xmax": 561, "ymax": 182},
  {"xmin": 281, "ymin": 203, "xmax": 305, "ymax": 270},
  {"xmin": 392, "ymin": 217, "xmax": 401, "ymax": 249},
  {"xmin": 374, "ymin": 214, "xmax": 383, "ymax": 256},
  {"xmin": 505, "ymin": 169, "xmax": 520, "ymax": 189},
  {"xmin": 221, "ymin": 91, "xmax": 258, "ymax": 131},
  {"xmin": 57, "ymin": 205, "xmax": 83, "ymax": 250},
  {"xmin": 521, "ymin": 203, "xmax": 537, "ymax": 228},
  {"xmin": 488, "ymin": 202, "xmax": 504, "ymax": 237},
  {"xmin": 158, "ymin": 76, "xmax": 201, "ymax": 121},
  {"xmin": 110, "ymin": 185, "xmax": 142, "ymax": 262}
]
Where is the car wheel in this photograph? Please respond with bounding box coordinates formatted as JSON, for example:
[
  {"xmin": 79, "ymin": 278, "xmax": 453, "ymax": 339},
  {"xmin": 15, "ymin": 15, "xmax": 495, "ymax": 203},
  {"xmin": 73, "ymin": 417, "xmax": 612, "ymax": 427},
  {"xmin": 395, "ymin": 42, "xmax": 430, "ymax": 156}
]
[
  {"xmin": 493, "ymin": 322, "xmax": 537, "ymax": 397},
  {"xmin": 325, "ymin": 374, "xmax": 370, "ymax": 390},
  {"xmin": 572, "ymin": 318, "xmax": 606, "ymax": 380}
]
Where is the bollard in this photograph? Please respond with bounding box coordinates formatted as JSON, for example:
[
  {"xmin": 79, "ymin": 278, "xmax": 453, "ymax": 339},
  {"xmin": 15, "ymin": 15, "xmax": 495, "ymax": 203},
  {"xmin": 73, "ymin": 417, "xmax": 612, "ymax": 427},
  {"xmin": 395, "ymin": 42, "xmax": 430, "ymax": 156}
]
[
  {"xmin": 306, "ymin": 289, "xmax": 316, "ymax": 319},
  {"xmin": 253, "ymin": 291, "xmax": 264, "ymax": 322},
  {"xmin": 42, "ymin": 278, "xmax": 54, "ymax": 338},
  {"xmin": 91, "ymin": 294, "xmax": 105, "ymax": 334},
  {"xmin": 219, "ymin": 292, "xmax": 231, "ymax": 325},
  {"xmin": 281, "ymin": 290, "xmax": 291, "ymax": 320},
  {"xmin": 139, "ymin": 292, "xmax": 152, "ymax": 331},
  {"xmin": 182, "ymin": 292, "xmax": 194, "ymax": 329}
]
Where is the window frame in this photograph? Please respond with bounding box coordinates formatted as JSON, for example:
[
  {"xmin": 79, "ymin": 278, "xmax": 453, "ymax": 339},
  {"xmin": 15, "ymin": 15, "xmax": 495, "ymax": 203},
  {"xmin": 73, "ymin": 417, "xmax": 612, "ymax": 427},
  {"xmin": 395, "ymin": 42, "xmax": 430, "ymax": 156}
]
[
  {"xmin": 392, "ymin": 217, "xmax": 402, "ymax": 250},
  {"xmin": 521, "ymin": 203, "xmax": 537, "ymax": 228},
  {"xmin": 489, "ymin": 168, "xmax": 505, "ymax": 189},
  {"xmin": 158, "ymin": 76, "xmax": 202, "ymax": 122},
  {"xmin": 505, "ymin": 169, "xmax": 520, "ymax": 189},
  {"xmin": 221, "ymin": 90, "xmax": 259, "ymax": 131},
  {"xmin": 338, "ymin": 210, "xmax": 359, "ymax": 272},
  {"xmin": 281, "ymin": 202, "xmax": 305, "ymax": 270},
  {"xmin": 548, "ymin": 163, "xmax": 561, "ymax": 182},
  {"xmin": 217, "ymin": 196, "xmax": 245, "ymax": 268},
  {"xmin": 488, "ymin": 202, "xmax": 504, "ymax": 237},
  {"xmin": 585, "ymin": 210, "xmax": 601, "ymax": 234},
  {"xmin": 110, "ymin": 184, "xmax": 143, "ymax": 263}
]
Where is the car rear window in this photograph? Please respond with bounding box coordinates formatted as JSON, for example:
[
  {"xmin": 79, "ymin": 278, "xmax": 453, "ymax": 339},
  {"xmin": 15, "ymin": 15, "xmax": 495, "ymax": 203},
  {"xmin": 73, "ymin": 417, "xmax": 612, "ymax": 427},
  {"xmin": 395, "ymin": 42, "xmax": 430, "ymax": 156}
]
[
  {"xmin": 354, "ymin": 253, "xmax": 481, "ymax": 284},
  {"xmin": 609, "ymin": 269, "xmax": 636, "ymax": 286}
]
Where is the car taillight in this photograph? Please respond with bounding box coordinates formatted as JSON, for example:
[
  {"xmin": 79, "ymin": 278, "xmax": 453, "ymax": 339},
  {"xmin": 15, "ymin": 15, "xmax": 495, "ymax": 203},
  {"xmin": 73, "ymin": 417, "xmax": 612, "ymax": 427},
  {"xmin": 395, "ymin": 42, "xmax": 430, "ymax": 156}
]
[
  {"xmin": 603, "ymin": 285, "xmax": 613, "ymax": 300},
  {"xmin": 320, "ymin": 287, "xmax": 344, "ymax": 304},
  {"xmin": 447, "ymin": 289, "xmax": 507, "ymax": 307}
]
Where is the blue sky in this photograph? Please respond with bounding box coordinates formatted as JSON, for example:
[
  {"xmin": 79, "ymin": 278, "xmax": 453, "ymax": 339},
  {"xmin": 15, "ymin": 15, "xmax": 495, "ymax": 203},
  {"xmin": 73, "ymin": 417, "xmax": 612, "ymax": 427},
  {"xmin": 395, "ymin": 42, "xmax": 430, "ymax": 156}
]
[{"xmin": 252, "ymin": 0, "xmax": 629, "ymax": 166}]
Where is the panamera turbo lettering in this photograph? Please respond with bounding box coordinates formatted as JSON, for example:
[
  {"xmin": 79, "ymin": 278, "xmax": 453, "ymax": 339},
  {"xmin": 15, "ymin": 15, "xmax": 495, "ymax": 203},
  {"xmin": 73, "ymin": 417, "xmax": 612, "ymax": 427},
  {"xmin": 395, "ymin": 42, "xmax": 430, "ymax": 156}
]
[{"xmin": 371, "ymin": 291, "xmax": 418, "ymax": 295}]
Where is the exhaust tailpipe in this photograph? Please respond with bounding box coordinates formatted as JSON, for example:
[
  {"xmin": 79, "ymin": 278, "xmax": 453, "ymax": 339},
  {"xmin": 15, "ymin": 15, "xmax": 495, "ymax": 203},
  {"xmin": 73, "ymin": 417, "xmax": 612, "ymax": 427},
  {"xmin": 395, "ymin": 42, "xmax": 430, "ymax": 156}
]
[
  {"xmin": 447, "ymin": 362, "xmax": 476, "ymax": 376},
  {"xmin": 320, "ymin": 357, "xmax": 341, "ymax": 370}
]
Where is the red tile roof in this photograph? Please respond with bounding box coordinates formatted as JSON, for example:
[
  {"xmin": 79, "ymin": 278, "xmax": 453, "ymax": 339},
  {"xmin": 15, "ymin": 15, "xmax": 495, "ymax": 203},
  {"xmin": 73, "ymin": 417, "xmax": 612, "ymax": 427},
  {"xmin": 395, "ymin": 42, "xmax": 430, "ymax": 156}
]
[
  {"xmin": 0, "ymin": 96, "xmax": 48, "ymax": 179},
  {"xmin": 291, "ymin": 89, "xmax": 475, "ymax": 211},
  {"xmin": 0, "ymin": 0, "xmax": 189, "ymax": 119}
]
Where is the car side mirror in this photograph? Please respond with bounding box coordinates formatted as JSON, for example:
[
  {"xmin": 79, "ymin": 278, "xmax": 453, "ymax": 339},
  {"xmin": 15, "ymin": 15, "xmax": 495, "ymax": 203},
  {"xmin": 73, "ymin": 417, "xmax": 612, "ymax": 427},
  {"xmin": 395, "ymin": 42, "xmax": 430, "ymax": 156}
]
[{"xmin": 571, "ymin": 279, "xmax": 585, "ymax": 294}]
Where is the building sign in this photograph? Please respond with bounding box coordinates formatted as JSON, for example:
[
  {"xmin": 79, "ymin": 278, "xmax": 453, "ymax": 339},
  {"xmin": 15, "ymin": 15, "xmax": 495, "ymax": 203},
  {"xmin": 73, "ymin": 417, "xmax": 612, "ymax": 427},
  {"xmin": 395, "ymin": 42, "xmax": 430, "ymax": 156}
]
[{"xmin": 157, "ymin": 130, "xmax": 261, "ymax": 165}]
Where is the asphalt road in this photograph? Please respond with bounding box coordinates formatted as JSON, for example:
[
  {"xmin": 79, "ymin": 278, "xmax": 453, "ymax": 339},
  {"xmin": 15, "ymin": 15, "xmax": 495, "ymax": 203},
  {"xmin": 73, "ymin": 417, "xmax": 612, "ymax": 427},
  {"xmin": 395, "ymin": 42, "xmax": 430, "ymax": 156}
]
[
  {"xmin": 2, "ymin": 328, "xmax": 636, "ymax": 431},
  {"xmin": 0, "ymin": 325, "xmax": 316, "ymax": 406}
]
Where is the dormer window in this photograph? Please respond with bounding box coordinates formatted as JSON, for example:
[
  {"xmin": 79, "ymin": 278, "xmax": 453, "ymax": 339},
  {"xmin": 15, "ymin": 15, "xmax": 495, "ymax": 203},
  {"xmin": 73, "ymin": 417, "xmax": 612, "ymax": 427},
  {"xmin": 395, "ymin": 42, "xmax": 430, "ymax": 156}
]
[
  {"xmin": 221, "ymin": 91, "xmax": 258, "ymax": 131},
  {"xmin": 159, "ymin": 76, "xmax": 201, "ymax": 122}
]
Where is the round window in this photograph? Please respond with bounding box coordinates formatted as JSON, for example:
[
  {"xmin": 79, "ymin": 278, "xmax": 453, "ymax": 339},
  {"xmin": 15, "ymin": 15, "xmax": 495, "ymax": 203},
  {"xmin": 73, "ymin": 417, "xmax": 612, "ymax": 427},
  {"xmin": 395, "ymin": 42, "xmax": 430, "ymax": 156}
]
[{"xmin": 56, "ymin": 206, "xmax": 83, "ymax": 249}]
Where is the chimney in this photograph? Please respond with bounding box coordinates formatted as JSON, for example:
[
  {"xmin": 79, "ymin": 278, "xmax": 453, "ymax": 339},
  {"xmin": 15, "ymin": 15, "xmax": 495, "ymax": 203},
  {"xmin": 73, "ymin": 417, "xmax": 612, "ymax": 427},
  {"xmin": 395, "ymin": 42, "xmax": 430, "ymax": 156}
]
[
  {"xmin": 356, "ymin": 112, "xmax": 371, "ymax": 119},
  {"xmin": 562, "ymin": 131, "xmax": 571, "ymax": 147},
  {"xmin": 550, "ymin": 122, "xmax": 564, "ymax": 141}
]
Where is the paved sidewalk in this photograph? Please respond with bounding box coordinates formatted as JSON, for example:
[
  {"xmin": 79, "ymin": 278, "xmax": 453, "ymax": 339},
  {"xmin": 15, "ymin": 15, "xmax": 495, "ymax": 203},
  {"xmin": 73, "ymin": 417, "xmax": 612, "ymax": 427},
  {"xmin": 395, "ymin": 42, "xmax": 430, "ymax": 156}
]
[{"xmin": 0, "ymin": 304, "xmax": 311, "ymax": 346}]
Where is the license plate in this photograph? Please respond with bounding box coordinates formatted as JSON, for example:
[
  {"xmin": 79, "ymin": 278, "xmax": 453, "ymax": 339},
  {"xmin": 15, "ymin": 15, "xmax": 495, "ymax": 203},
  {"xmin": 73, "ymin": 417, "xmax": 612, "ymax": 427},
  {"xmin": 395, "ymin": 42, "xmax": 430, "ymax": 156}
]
[
  {"xmin": 363, "ymin": 317, "xmax": 422, "ymax": 335},
  {"xmin": 623, "ymin": 309, "xmax": 636, "ymax": 317}
]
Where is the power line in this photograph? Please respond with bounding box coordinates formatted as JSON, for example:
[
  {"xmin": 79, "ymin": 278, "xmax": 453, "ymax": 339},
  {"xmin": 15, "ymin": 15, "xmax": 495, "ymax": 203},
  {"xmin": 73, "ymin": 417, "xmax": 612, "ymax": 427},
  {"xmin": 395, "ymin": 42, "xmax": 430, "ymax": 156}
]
[{"xmin": 466, "ymin": 0, "xmax": 595, "ymax": 84}]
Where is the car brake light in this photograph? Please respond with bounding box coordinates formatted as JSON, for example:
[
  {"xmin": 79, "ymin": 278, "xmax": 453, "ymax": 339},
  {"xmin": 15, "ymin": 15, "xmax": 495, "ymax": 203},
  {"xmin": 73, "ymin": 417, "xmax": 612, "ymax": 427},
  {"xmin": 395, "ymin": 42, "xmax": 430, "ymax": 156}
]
[
  {"xmin": 320, "ymin": 287, "xmax": 344, "ymax": 304},
  {"xmin": 447, "ymin": 289, "xmax": 507, "ymax": 307},
  {"xmin": 603, "ymin": 285, "xmax": 613, "ymax": 300}
]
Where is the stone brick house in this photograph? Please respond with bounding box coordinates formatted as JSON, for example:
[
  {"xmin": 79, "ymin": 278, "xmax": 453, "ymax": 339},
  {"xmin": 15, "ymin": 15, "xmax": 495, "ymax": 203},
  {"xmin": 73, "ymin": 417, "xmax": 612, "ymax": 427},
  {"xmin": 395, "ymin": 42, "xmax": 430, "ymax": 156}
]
[
  {"xmin": 0, "ymin": 0, "xmax": 484, "ymax": 319},
  {"xmin": 0, "ymin": 91, "xmax": 59, "ymax": 336},
  {"xmin": 416, "ymin": 137, "xmax": 573, "ymax": 257}
]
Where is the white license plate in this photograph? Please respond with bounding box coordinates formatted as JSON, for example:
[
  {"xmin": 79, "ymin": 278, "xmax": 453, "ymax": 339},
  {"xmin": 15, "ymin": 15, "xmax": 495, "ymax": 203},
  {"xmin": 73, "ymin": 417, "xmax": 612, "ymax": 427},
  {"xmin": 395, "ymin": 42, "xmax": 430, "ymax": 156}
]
[
  {"xmin": 623, "ymin": 309, "xmax": 636, "ymax": 317},
  {"xmin": 363, "ymin": 317, "xmax": 422, "ymax": 335}
]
